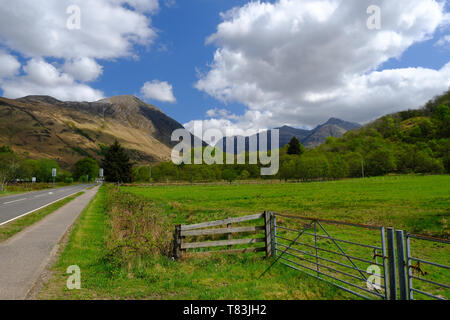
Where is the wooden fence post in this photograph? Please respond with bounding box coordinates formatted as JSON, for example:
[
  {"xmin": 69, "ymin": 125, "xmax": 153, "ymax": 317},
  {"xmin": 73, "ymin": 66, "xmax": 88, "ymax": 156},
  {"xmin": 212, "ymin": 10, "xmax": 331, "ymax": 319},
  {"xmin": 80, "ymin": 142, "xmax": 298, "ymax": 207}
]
[
  {"xmin": 227, "ymin": 217, "xmax": 232, "ymax": 251},
  {"xmin": 264, "ymin": 211, "xmax": 272, "ymax": 257},
  {"xmin": 173, "ymin": 224, "xmax": 182, "ymax": 260}
]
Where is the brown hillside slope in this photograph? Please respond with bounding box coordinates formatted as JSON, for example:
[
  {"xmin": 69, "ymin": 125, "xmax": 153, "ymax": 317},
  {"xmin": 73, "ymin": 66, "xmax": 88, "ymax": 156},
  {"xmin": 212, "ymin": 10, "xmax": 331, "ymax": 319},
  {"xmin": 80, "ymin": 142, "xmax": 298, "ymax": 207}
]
[{"xmin": 0, "ymin": 95, "xmax": 184, "ymax": 169}]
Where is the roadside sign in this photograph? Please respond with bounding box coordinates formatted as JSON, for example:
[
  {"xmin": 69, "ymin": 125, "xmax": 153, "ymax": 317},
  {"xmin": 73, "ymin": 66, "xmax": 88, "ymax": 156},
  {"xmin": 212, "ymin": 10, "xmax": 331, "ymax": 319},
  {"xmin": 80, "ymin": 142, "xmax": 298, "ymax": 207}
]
[
  {"xmin": 52, "ymin": 168, "xmax": 57, "ymax": 177},
  {"xmin": 99, "ymin": 168, "xmax": 104, "ymax": 178},
  {"xmin": 32, "ymin": 177, "xmax": 36, "ymax": 183}
]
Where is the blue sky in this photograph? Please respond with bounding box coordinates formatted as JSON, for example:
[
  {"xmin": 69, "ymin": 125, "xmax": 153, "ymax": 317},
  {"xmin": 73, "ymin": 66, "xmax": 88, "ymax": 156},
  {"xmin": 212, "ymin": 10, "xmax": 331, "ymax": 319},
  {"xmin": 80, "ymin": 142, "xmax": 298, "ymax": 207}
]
[
  {"xmin": 104, "ymin": 0, "xmax": 450, "ymax": 124},
  {"xmin": 0, "ymin": 0, "xmax": 449, "ymax": 133},
  {"xmin": 99, "ymin": 0, "xmax": 251, "ymax": 123}
]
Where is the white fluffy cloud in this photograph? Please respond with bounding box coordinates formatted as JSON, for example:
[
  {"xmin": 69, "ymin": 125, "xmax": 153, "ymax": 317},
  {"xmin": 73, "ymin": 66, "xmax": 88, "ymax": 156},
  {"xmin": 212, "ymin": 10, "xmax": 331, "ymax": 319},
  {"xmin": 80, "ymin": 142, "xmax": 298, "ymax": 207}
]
[
  {"xmin": 1, "ymin": 59, "xmax": 104, "ymax": 101},
  {"xmin": 0, "ymin": 0, "xmax": 156, "ymax": 59},
  {"xmin": 0, "ymin": 51, "xmax": 21, "ymax": 79},
  {"xmin": 195, "ymin": 0, "xmax": 450, "ymax": 131},
  {"xmin": 141, "ymin": 80, "xmax": 176, "ymax": 103},
  {"xmin": 63, "ymin": 57, "xmax": 103, "ymax": 82},
  {"xmin": 0, "ymin": 0, "xmax": 160, "ymax": 101}
]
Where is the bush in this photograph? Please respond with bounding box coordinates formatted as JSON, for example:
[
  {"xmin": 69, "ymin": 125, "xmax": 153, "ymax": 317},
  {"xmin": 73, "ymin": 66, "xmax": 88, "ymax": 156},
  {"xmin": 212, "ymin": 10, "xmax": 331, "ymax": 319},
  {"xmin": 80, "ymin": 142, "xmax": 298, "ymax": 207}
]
[
  {"xmin": 223, "ymin": 168, "xmax": 238, "ymax": 184},
  {"xmin": 65, "ymin": 177, "xmax": 74, "ymax": 184},
  {"xmin": 102, "ymin": 187, "xmax": 172, "ymax": 271}
]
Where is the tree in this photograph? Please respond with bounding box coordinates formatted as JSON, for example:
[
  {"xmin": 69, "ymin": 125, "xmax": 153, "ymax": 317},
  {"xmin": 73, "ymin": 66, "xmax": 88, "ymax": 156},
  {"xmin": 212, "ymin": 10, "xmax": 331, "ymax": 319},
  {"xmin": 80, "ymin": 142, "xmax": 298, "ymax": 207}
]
[
  {"xmin": 17, "ymin": 159, "xmax": 39, "ymax": 181},
  {"xmin": 0, "ymin": 152, "xmax": 19, "ymax": 192},
  {"xmin": 222, "ymin": 169, "xmax": 237, "ymax": 184},
  {"xmin": 37, "ymin": 158, "xmax": 60, "ymax": 182},
  {"xmin": 73, "ymin": 157, "xmax": 99, "ymax": 182},
  {"xmin": 366, "ymin": 148, "xmax": 396, "ymax": 176},
  {"xmin": 287, "ymin": 137, "xmax": 305, "ymax": 155},
  {"xmin": 101, "ymin": 140, "xmax": 133, "ymax": 183},
  {"xmin": 344, "ymin": 152, "xmax": 364, "ymax": 178},
  {"xmin": 239, "ymin": 169, "xmax": 250, "ymax": 180},
  {"xmin": 280, "ymin": 159, "xmax": 295, "ymax": 181},
  {"xmin": 133, "ymin": 166, "xmax": 151, "ymax": 182},
  {"xmin": 443, "ymin": 154, "xmax": 450, "ymax": 174},
  {"xmin": 327, "ymin": 154, "xmax": 349, "ymax": 179},
  {"xmin": 295, "ymin": 154, "xmax": 329, "ymax": 181}
]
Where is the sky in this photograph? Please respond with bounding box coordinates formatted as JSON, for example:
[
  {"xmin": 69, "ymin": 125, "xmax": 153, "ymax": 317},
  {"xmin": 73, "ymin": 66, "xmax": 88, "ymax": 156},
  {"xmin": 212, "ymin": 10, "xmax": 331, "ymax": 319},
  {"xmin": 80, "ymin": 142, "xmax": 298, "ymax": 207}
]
[{"xmin": 0, "ymin": 0, "xmax": 449, "ymax": 137}]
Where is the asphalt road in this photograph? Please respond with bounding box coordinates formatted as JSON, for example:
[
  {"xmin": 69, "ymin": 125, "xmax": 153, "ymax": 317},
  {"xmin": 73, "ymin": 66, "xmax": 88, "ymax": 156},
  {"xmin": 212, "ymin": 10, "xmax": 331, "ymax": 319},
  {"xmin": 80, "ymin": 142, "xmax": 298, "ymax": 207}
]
[
  {"xmin": 0, "ymin": 184, "xmax": 94, "ymax": 226},
  {"xmin": 0, "ymin": 186, "xmax": 99, "ymax": 299}
]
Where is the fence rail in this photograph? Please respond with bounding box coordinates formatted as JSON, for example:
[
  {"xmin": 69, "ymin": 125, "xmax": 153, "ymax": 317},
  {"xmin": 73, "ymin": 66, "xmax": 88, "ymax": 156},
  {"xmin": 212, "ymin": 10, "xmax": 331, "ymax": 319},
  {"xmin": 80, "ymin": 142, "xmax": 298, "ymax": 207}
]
[{"xmin": 172, "ymin": 212, "xmax": 449, "ymax": 300}]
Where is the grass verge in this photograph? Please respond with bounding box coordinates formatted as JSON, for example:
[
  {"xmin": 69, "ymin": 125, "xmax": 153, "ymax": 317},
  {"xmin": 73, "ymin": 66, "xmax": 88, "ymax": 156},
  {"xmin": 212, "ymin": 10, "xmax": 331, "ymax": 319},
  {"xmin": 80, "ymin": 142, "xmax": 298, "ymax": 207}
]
[{"xmin": 0, "ymin": 192, "xmax": 84, "ymax": 243}]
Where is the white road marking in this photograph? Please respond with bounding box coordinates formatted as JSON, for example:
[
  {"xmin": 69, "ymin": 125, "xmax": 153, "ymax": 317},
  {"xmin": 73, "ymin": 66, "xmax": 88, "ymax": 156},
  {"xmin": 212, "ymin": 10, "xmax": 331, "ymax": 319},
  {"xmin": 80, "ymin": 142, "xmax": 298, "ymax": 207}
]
[
  {"xmin": 0, "ymin": 186, "xmax": 90, "ymax": 227},
  {"xmin": 34, "ymin": 194, "xmax": 46, "ymax": 198},
  {"xmin": 3, "ymin": 198, "xmax": 27, "ymax": 205}
]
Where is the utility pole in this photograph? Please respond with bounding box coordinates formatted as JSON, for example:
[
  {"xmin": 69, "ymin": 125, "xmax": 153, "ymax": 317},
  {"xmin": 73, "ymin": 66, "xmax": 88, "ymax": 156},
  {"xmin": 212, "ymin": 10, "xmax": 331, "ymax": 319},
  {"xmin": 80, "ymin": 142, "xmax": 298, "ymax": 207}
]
[{"xmin": 361, "ymin": 158, "xmax": 365, "ymax": 179}]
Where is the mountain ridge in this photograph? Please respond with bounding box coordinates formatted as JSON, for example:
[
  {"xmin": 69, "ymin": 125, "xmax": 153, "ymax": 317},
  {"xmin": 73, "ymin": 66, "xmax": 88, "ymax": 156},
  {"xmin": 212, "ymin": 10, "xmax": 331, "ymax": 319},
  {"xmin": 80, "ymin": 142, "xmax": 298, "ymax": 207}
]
[
  {"xmin": 219, "ymin": 117, "xmax": 361, "ymax": 153},
  {"xmin": 0, "ymin": 95, "xmax": 187, "ymax": 169}
]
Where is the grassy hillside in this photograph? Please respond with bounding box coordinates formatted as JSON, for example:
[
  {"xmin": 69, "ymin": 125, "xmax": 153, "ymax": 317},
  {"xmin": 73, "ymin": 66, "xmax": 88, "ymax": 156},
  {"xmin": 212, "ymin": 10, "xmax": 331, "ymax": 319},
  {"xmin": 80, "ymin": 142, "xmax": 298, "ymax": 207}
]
[
  {"xmin": 319, "ymin": 89, "xmax": 450, "ymax": 175},
  {"xmin": 0, "ymin": 95, "xmax": 178, "ymax": 169}
]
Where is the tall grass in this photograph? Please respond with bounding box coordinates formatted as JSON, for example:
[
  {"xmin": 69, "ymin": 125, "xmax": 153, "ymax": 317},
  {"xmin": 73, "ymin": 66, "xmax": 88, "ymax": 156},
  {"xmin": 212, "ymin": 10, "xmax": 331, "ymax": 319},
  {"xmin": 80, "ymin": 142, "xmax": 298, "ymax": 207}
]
[{"xmin": 101, "ymin": 186, "xmax": 172, "ymax": 273}]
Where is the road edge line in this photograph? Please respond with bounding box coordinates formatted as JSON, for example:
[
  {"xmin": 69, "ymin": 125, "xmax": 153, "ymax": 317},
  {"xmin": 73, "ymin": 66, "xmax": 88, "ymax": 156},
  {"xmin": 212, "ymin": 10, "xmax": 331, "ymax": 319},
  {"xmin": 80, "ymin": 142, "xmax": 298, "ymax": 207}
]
[{"xmin": 0, "ymin": 187, "xmax": 89, "ymax": 227}]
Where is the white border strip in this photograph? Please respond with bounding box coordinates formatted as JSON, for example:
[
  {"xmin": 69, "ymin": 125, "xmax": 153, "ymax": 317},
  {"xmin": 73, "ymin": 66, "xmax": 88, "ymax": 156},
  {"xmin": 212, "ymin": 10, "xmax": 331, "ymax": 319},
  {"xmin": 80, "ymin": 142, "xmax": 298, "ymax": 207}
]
[{"xmin": 0, "ymin": 187, "xmax": 87, "ymax": 227}]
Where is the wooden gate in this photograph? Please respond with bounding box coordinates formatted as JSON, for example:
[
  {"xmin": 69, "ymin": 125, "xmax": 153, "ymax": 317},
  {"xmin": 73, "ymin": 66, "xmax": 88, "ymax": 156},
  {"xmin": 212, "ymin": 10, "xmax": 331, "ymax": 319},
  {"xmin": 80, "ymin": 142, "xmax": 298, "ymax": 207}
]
[{"xmin": 173, "ymin": 212, "xmax": 273, "ymax": 259}]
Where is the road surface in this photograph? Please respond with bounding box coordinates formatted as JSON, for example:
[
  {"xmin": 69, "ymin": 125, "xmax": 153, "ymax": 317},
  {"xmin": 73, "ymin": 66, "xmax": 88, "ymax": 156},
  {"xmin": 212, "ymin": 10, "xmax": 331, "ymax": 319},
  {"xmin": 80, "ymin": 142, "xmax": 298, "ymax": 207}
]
[
  {"xmin": 0, "ymin": 184, "xmax": 94, "ymax": 226},
  {"xmin": 0, "ymin": 186, "xmax": 99, "ymax": 299}
]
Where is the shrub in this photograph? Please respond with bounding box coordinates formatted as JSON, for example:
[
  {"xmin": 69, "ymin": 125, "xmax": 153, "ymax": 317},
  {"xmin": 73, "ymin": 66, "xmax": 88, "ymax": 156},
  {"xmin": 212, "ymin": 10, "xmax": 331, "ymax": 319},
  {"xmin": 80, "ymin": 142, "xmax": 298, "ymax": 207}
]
[{"xmin": 102, "ymin": 186, "xmax": 172, "ymax": 272}]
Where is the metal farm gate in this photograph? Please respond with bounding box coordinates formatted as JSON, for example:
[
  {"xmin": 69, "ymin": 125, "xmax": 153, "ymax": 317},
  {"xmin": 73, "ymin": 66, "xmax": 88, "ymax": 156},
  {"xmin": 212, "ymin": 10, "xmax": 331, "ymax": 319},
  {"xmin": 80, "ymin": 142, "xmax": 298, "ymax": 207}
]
[
  {"xmin": 402, "ymin": 232, "xmax": 450, "ymax": 300},
  {"xmin": 268, "ymin": 213, "xmax": 391, "ymax": 300}
]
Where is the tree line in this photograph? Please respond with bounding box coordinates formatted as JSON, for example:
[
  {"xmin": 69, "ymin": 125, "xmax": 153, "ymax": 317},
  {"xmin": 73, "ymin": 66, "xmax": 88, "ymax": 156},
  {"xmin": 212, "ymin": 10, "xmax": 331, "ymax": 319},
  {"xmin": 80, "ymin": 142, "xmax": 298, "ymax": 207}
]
[{"xmin": 0, "ymin": 146, "xmax": 100, "ymax": 192}]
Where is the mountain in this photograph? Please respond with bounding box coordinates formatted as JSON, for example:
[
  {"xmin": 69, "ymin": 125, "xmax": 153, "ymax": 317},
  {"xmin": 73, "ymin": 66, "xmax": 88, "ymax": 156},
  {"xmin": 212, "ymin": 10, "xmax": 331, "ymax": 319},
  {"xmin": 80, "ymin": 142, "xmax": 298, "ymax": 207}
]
[
  {"xmin": 277, "ymin": 125, "xmax": 311, "ymax": 147},
  {"xmin": 302, "ymin": 118, "xmax": 361, "ymax": 148},
  {"xmin": 219, "ymin": 118, "xmax": 361, "ymax": 153},
  {"xmin": 0, "ymin": 95, "xmax": 192, "ymax": 169}
]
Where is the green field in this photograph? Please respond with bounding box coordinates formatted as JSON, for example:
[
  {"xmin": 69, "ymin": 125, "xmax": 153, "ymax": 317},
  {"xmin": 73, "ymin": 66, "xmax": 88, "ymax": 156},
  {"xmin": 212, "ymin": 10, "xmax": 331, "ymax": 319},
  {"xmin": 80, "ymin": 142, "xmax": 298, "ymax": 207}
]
[
  {"xmin": 38, "ymin": 175, "xmax": 450, "ymax": 300},
  {"xmin": 126, "ymin": 175, "xmax": 450, "ymax": 237}
]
